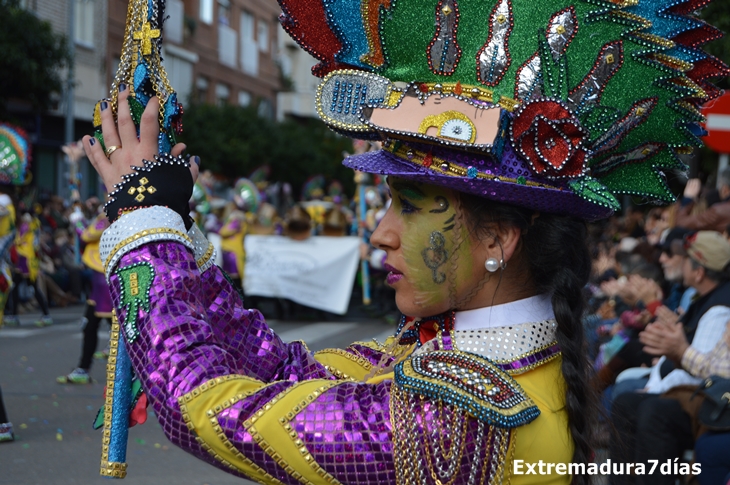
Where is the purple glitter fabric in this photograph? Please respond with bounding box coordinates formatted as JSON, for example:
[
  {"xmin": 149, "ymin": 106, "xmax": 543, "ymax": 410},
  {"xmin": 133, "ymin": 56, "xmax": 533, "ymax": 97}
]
[
  {"xmin": 221, "ymin": 251, "xmax": 239, "ymax": 277},
  {"xmin": 343, "ymin": 142, "xmax": 610, "ymax": 221},
  {"xmin": 108, "ymin": 239, "xmax": 557, "ymax": 484},
  {"xmin": 89, "ymin": 270, "xmax": 112, "ymax": 313}
]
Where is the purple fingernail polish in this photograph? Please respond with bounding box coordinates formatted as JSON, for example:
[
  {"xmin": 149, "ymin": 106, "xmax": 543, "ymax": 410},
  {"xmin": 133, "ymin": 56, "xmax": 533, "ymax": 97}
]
[
  {"xmin": 192, "ymin": 156, "xmax": 201, "ymax": 167},
  {"xmin": 119, "ymin": 83, "xmax": 127, "ymax": 92},
  {"xmin": 90, "ymin": 138, "xmax": 96, "ymax": 146},
  {"xmin": 100, "ymin": 101, "xmax": 109, "ymax": 111}
]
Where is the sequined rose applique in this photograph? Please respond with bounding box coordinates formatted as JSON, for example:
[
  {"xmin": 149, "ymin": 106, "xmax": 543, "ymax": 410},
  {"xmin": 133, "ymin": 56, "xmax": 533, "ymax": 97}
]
[{"xmin": 510, "ymin": 98, "xmax": 588, "ymax": 178}]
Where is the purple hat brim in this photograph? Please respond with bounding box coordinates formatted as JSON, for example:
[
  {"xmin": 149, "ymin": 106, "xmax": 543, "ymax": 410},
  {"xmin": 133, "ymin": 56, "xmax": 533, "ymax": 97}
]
[{"xmin": 344, "ymin": 149, "xmax": 613, "ymax": 221}]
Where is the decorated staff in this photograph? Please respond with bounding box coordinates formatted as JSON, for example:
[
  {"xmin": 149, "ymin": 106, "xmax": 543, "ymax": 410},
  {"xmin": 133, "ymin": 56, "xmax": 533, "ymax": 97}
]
[{"xmin": 91, "ymin": 0, "xmax": 184, "ymax": 478}]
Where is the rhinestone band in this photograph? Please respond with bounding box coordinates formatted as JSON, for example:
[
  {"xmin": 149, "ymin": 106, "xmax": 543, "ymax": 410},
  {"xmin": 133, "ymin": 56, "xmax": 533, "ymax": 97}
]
[{"xmin": 100, "ymin": 206, "xmax": 193, "ymax": 276}]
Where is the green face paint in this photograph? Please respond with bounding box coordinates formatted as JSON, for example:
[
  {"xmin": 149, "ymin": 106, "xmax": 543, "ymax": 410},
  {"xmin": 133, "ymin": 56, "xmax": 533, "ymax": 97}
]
[{"xmin": 390, "ymin": 179, "xmax": 477, "ymax": 312}]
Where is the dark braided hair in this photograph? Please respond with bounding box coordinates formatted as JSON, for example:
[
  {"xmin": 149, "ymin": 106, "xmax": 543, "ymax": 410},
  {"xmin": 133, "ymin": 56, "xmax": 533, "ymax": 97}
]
[{"xmin": 460, "ymin": 194, "xmax": 599, "ymax": 485}]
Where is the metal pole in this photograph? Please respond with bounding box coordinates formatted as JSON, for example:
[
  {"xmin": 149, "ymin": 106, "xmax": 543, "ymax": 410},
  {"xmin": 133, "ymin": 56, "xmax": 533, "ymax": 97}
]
[
  {"xmin": 717, "ymin": 153, "xmax": 729, "ymax": 189},
  {"xmin": 65, "ymin": 0, "xmax": 75, "ymax": 145}
]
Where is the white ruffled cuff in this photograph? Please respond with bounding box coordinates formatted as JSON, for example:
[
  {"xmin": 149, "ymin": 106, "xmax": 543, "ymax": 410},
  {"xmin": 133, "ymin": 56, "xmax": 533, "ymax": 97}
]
[
  {"xmin": 187, "ymin": 224, "xmax": 217, "ymax": 273},
  {"xmin": 100, "ymin": 206, "xmax": 193, "ymax": 276}
]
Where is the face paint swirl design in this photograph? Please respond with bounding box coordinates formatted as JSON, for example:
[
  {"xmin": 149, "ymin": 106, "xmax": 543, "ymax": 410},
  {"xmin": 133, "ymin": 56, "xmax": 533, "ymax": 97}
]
[
  {"xmin": 385, "ymin": 179, "xmax": 481, "ymax": 315},
  {"xmin": 421, "ymin": 231, "xmax": 448, "ymax": 284}
]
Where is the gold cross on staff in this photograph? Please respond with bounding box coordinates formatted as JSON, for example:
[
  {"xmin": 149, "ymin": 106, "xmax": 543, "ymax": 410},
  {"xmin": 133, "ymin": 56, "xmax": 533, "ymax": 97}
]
[{"xmin": 133, "ymin": 22, "xmax": 161, "ymax": 56}]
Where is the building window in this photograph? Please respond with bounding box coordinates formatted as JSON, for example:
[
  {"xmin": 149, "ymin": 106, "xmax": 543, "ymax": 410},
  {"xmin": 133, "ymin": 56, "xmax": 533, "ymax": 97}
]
[
  {"xmin": 74, "ymin": 0, "xmax": 95, "ymax": 47},
  {"xmin": 240, "ymin": 12, "xmax": 258, "ymax": 76},
  {"xmin": 199, "ymin": 0, "xmax": 213, "ymax": 24},
  {"xmin": 257, "ymin": 98, "xmax": 273, "ymax": 119},
  {"xmin": 196, "ymin": 76, "xmax": 209, "ymax": 104},
  {"xmin": 216, "ymin": 84, "xmax": 230, "ymax": 106},
  {"xmin": 219, "ymin": 23, "xmax": 237, "ymax": 67},
  {"xmin": 218, "ymin": 0, "xmax": 231, "ymax": 26},
  {"xmin": 238, "ymin": 91, "xmax": 251, "ymax": 107},
  {"xmin": 165, "ymin": 52, "xmax": 194, "ymax": 106},
  {"xmin": 166, "ymin": 0, "xmax": 184, "ymax": 44},
  {"xmin": 257, "ymin": 20, "xmax": 269, "ymax": 53}
]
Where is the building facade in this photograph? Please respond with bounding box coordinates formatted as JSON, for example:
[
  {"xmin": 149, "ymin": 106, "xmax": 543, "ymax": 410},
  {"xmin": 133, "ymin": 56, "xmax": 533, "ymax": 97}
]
[
  {"xmin": 275, "ymin": 24, "xmax": 319, "ymax": 122},
  {"xmin": 107, "ymin": 0, "xmax": 282, "ymax": 116},
  {"xmin": 15, "ymin": 0, "xmax": 108, "ymax": 200}
]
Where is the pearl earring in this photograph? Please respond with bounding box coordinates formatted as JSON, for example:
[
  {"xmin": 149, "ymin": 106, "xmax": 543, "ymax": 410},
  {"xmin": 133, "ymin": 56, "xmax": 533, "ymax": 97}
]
[{"xmin": 485, "ymin": 257, "xmax": 504, "ymax": 272}]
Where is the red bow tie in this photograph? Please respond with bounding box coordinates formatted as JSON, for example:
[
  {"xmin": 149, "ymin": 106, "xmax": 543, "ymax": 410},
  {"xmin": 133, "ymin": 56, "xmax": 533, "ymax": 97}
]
[{"xmin": 417, "ymin": 313, "xmax": 455, "ymax": 345}]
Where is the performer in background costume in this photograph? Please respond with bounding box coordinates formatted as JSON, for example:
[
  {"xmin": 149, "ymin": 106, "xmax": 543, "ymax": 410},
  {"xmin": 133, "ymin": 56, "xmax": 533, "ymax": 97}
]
[
  {"xmin": 57, "ymin": 213, "xmax": 112, "ymax": 384},
  {"xmin": 83, "ymin": 0, "xmax": 727, "ymax": 483}
]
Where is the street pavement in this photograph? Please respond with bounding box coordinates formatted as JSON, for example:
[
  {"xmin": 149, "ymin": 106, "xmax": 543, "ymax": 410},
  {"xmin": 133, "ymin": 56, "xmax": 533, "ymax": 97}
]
[{"xmin": 0, "ymin": 304, "xmax": 396, "ymax": 485}]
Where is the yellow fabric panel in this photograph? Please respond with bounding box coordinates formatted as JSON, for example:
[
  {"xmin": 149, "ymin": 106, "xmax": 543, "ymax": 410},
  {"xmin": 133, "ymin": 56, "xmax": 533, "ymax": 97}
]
[
  {"xmin": 82, "ymin": 221, "xmax": 106, "ymax": 243},
  {"xmin": 508, "ymin": 357, "xmax": 573, "ymax": 485},
  {"xmin": 219, "ymin": 219, "xmax": 247, "ymax": 279},
  {"xmin": 0, "ymin": 205, "xmax": 15, "ymax": 237},
  {"xmin": 179, "ymin": 375, "xmax": 286, "ymax": 484},
  {"xmin": 246, "ymin": 379, "xmax": 343, "ymax": 485},
  {"xmin": 82, "ymin": 241, "xmax": 104, "ymax": 273}
]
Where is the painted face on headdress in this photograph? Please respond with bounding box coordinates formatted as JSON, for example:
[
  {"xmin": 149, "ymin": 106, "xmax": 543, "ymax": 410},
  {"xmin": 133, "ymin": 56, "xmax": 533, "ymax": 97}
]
[{"xmin": 374, "ymin": 177, "xmax": 484, "ymax": 317}]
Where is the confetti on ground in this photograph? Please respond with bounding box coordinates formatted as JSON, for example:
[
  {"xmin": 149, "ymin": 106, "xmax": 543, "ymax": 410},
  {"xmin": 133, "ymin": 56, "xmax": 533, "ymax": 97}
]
[
  {"xmin": 19, "ymin": 423, "xmax": 27, "ymax": 429},
  {"xmin": 53, "ymin": 402, "xmax": 59, "ymax": 407},
  {"xmin": 154, "ymin": 443, "xmax": 161, "ymax": 448},
  {"xmin": 56, "ymin": 433, "xmax": 63, "ymax": 441},
  {"xmin": 22, "ymin": 444, "xmax": 29, "ymax": 449},
  {"xmin": 25, "ymin": 367, "xmax": 33, "ymax": 372},
  {"xmin": 29, "ymin": 395, "xmax": 38, "ymax": 400},
  {"xmin": 21, "ymin": 356, "xmax": 27, "ymax": 361},
  {"xmin": 135, "ymin": 438, "xmax": 146, "ymax": 445},
  {"xmin": 28, "ymin": 418, "xmax": 37, "ymax": 423}
]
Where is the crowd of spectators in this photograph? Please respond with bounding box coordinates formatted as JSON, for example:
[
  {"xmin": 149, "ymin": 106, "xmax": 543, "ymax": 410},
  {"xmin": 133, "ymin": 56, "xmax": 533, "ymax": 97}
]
[{"xmin": 586, "ymin": 170, "xmax": 730, "ymax": 485}]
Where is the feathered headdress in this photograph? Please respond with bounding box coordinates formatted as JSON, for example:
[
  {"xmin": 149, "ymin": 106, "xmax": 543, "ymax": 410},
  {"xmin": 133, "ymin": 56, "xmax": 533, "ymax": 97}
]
[{"xmin": 278, "ymin": 0, "xmax": 728, "ymax": 219}]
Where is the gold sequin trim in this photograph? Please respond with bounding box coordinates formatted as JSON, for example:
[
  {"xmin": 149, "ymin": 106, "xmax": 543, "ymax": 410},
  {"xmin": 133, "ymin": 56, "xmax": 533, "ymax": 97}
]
[
  {"xmin": 104, "ymin": 227, "xmax": 192, "ymax": 272},
  {"xmin": 416, "ymin": 82, "xmax": 520, "ymax": 112},
  {"xmin": 243, "ymin": 381, "xmax": 342, "ymax": 485},
  {"xmin": 386, "ymin": 142, "xmax": 562, "ymax": 190},
  {"xmin": 315, "ymin": 348, "xmax": 374, "ymax": 378},
  {"xmin": 196, "ymin": 242, "xmax": 215, "ymax": 270},
  {"xmin": 100, "ymin": 310, "xmax": 128, "ymax": 478},
  {"xmin": 178, "ymin": 375, "xmax": 286, "ymax": 485}
]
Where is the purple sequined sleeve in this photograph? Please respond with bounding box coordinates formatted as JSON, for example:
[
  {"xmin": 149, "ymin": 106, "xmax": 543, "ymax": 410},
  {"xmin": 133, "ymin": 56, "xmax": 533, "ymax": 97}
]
[
  {"xmin": 99, "ymin": 207, "xmax": 540, "ymax": 485},
  {"xmin": 109, "ymin": 240, "xmax": 398, "ymax": 484}
]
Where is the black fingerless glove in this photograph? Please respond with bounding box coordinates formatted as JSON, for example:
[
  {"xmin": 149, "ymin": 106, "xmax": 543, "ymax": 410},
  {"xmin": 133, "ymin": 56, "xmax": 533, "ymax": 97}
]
[{"xmin": 104, "ymin": 153, "xmax": 195, "ymax": 230}]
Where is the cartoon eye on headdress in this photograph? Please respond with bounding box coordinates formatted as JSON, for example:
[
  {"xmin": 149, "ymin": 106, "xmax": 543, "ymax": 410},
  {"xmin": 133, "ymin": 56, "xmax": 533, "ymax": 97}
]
[{"xmin": 419, "ymin": 111, "xmax": 477, "ymax": 143}]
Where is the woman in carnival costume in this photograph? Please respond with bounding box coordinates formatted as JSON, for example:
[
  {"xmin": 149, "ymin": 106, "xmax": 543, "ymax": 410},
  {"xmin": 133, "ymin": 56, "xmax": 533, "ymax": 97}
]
[
  {"xmin": 218, "ymin": 177, "xmax": 259, "ymax": 287},
  {"xmin": 57, "ymin": 212, "xmax": 112, "ymax": 384},
  {"xmin": 83, "ymin": 0, "xmax": 726, "ymax": 482}
]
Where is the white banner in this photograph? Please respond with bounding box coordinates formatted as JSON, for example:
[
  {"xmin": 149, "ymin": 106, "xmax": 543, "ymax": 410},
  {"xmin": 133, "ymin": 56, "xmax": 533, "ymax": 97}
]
[{"xmin": 243, "ymin": 235, "xmax": 361, "ymax": 315}]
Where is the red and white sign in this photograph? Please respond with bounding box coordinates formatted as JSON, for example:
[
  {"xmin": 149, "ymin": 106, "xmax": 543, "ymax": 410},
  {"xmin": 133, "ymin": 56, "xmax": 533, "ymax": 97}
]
[{"xmin": 702, "ymin": 92, "xmax": 730, "ymax": 154}]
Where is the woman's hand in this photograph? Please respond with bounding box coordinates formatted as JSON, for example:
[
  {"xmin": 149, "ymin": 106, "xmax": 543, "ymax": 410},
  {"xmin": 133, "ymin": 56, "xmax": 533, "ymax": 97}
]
[{"xmin": 82, "ymin": 85, "xmax": 196, "ymax": 191}]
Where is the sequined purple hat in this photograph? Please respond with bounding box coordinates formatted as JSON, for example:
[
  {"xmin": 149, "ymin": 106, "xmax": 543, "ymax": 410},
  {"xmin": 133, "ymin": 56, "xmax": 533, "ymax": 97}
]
[{"xmin": 278, "ymin": 0, "xmax": 728, "ymax": 220}]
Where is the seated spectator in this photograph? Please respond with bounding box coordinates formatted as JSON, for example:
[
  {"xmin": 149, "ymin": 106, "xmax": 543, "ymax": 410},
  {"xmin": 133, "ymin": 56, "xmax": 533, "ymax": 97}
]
[
  {"xmin": 695, "ymin": 431, "xmax": 730, "ymax": 485},
  {"xmin": 610, "ymin": 231, "xmax": 730, "ymax": 485},
  {"xmin": 675, "ymin": 170, "xmax": 730, "ymax": 233},
  {"xmin": 592, "ymin": 229, "xmax": 696, "ymax": 393}
]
